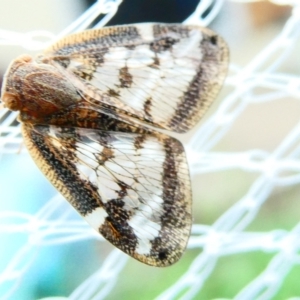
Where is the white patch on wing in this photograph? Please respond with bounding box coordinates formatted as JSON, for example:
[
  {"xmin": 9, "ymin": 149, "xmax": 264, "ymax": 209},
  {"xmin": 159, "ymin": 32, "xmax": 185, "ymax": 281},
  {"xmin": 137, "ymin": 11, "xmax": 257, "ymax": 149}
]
[
  {"xmin": 72, "ymin": 134, "xmax": 122, "ymax": 202},
  {"xmin": 174, "ymin": 29, "xmax": 204, "ymax": 57},
  {"xmin": 128, "ymin": 205, "xmax": 162, "ymax": 255},
  {"xmin": 89, "ymin": 46, "xmax": 128, "ymax": 91},
  {"xmin": 84, "ymin": 207, "xmax": 108, "ymax": 230},
  {"xmin": 48, "ymin": 126, "xmax": 64, "ymax": 148},
  {"xmin": 124, "ymin": 137, "xmax": 164, "ymax": 255},
  {"xmin": 68, "ymin": 59, "xmax": 83, "ymax": 69},
  {"xmin": 146, "ymin": 30, "xmax": 203, "ymax": 120},
  {"xmin": 137, "ymin": 24, "xmax": 154, "ymax": 41},
  {"xmin": 75, "ymin": 140, "xmax": 103, "ymax": 184},
  {"xmin": 126, "ymin": 45, "xmax": 155, "ymax": 68}
]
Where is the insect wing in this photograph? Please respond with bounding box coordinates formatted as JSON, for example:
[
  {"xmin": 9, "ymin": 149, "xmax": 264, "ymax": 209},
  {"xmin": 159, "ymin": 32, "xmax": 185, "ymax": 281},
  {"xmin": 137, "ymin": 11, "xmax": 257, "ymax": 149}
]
[
  {"xmin": 22, "ymin": 124, "xmax": 192, "ymax": 266},
  {"xmin": 44, "ymin": 23, "xmax": 228, "ymax": 133}
]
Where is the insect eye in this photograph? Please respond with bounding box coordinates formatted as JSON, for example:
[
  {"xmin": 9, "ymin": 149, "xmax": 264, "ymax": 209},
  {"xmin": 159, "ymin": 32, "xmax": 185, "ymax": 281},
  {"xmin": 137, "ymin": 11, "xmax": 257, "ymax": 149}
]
[{"xmin": 2, "ymin": 92, "xmax": 22, "ymax": 111}]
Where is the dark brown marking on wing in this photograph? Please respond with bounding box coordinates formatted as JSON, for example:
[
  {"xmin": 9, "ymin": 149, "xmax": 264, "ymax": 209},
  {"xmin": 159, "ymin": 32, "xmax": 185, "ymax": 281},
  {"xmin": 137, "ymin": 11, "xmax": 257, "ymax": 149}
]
[
  {"xmin": 48, "ymin": 26, "xmax": 141, "ymax": 55},
  {"xmin": 98, "ymin": 146, "xmax": 115, "ymax": 165},
  {"xmin": 168, "ymin": 69, "xmax": 203, "ymax": 132},
  {"xmin": 134, "ymin": 133, "xmax": 147, "ymax": 150},
  {"xmin": 162, "ymin": 139, "xmax": 187, "ymax": 228},
  {"xmin": 107, "ymin": 88, "xmax": 120, "ymax": 97},
  {"xmin": 154, "ymin": 23, "xmax": 190, "ymax": 37},
  {"xmin": 150, "ymin": 37, "xmax": 178, "ymax": 53},
  {"xmin": 168, "ymin": 32, "xmax": 227, "ymax": 132},
  {"xmin": 104, "ymin": 199, "xmax": 131, "ymax": 222},
  {"xmin": 116, "ymin": 180, "xmax": 129, "ymax": 200},
  {"xmin": 149, "ymin": 56, "xmax": 160, "ymax": 69},
  {"xmin": 150, "ymin": 137, "xmax": 191, "ymax": 264},
  {"xmin": 143, "ymin": 97, "xmax": 152, "ymax": 120},
  {"xmin": 23, "ymin": 125, "xmax": 101, "ymax": 215},
  {"xmin": 100, "ymin": 214, "xmax": 138, "ymax": 254},
  {"xmin": 119, "ymin": 66, "xmax": 133, "ymax": 88}
]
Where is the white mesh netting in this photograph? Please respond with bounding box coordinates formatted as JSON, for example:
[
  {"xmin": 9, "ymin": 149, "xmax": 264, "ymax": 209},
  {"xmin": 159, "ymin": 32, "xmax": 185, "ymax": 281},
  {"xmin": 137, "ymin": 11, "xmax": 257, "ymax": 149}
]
[{"xmin": 1, "ymin": 0, "xmax": 300, "ymax": 299}]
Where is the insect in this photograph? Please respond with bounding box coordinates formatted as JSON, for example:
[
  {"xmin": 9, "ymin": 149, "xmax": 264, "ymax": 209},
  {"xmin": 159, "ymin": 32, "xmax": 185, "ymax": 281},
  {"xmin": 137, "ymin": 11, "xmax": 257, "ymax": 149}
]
[{"xmin": 1, "ymin": 23, "xmax": 228, "ymax": 267}]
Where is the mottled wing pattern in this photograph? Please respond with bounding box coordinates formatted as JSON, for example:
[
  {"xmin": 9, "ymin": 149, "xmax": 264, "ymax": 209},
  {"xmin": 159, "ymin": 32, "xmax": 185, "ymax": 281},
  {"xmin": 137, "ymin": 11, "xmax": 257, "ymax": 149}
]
[
  {"xmin": 22, "ymin": 124, "xmax": 191, "ymax": 266},
  {"xmin": 44, "ymin": 23, "xmax": 228, "ymax": 133}
]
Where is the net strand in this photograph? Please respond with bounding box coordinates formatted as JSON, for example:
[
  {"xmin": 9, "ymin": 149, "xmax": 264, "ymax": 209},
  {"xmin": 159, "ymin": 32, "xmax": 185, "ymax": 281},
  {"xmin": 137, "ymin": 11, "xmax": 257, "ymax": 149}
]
[{"xmin": 183, "ymin": 0, "xmax": 224, "ymax": 26}]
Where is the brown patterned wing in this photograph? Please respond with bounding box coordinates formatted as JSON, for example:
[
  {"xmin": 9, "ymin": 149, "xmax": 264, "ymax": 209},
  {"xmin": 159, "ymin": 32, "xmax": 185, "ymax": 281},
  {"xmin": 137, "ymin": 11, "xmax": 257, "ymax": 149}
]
[
  {"xmin": 22, "ymin": 123, "xmax": 192, "ymax": 266},
  {"xmin": 43, "ymin": 23, "xmax": 229, "ymax": 133}
]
